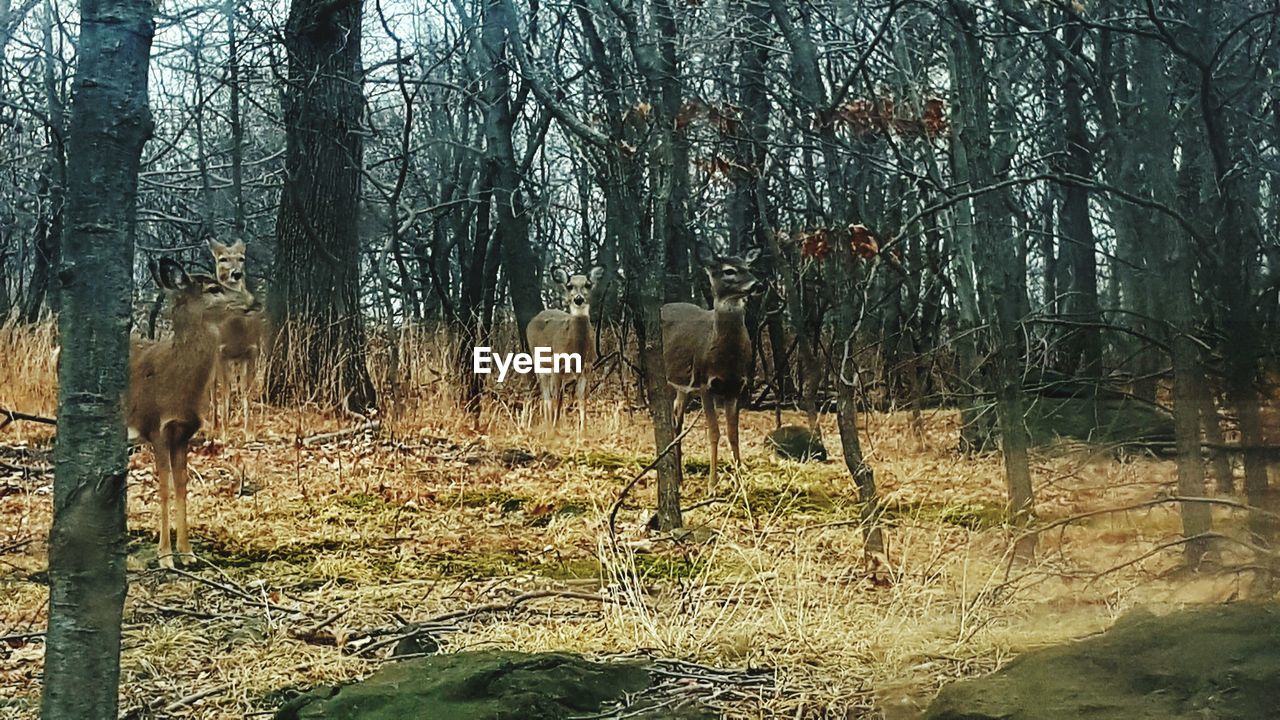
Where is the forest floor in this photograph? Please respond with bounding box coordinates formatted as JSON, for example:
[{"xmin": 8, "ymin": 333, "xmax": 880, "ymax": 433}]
[{"xmin": 0, "ymin": 325, "xmax": 1254, "ymax": 718}]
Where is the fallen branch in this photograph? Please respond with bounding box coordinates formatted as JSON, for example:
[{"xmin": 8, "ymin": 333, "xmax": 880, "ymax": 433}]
[
  {"xmin": 300, "ymin": 420, "xmax": 381, "ymax": 446},
  {"xmin": 352, "ymin": 589, "xmax": 618, "ymax": 658},
  {"xmin": 1, "ymin": 461, "xmax": 51, "ymax": 476},
  {"xmin": 608, "ymin": 419, "xmax": 699, "ymax": 541},
  {"xmin": 0, "ymin": 407, "xmax": 56, "ymax": 431}
]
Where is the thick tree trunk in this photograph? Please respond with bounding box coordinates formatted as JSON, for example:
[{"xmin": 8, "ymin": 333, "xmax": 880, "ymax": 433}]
[
  {"xmin": 42, "ymin": 0, "xmax": 153, "ymax": 717},
  {"xmin": 267, "ymin": 0, "xmax": 377, "ymax": 413}
]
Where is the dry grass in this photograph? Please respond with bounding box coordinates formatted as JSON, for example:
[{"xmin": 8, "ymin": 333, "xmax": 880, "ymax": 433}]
[{"xmin": 0, "ymin": 323, "xmax": 1251, "ymax": 719}]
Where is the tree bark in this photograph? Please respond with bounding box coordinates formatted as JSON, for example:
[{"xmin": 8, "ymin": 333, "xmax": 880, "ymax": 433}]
[
  {"xmin": 41, "ymin": 0, "xmax": 153, "ymax": 717},
  {"xmin": 483, "ymin": 0, "xmax": 542, "ymax": 347},
  {"xmin": 267, "ymin": 0, "xmax": 377, "ymax": 413}
]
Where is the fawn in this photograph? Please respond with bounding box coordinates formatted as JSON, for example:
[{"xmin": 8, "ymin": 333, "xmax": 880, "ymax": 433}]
[
  {"xmin": 128, "ymin": 258, "xmax": 258, "ymax": 568},
  {"xmin": 525, "ymin": 266, "xmax": 605, "ymax": 436},
  {"xmin": 662, "ymin": 246, "xmax": 763, "ymax": 483},
  {"xmin": 208, "ymin": 239, "xmax": 265, "ymax": 436}
]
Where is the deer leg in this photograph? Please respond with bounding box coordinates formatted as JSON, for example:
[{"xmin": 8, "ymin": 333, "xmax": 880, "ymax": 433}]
[
  {"xmin": 702, "ymin": 389, "xmax": 720, "ymax": 485},
  {"xmin": 724, "ymin": 394, "xmax": 742, "ymax": 469},
  {"xmin": 537, "ymin": 375, "xmax": 551, "ymax": 428},
  {"xmin": 575, "ymin": 374, "xmax": 588, "ymax": 438},
  {"xmin": 672, "ymin": 389, "xmax": 688, "ymax": 432},
  {"xmin": 553, "ymin": 376, "xmax": 565, "ymax": 428},
  {"xmin": 172, "ymin": 438, "xmax": 194, "ymax": 564},
  {"xmin": 152, "ymin": 437, "xmax": 174, "ymax": 569}
]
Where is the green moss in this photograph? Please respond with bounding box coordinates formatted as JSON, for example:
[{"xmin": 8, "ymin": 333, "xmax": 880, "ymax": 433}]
[
  {"xmin": 741, "ymin": 485, "xmax": 837, "ymax": 514},
  {"xmin": 574, "ymin": 450, "xmax": 643, "ymax": 471},
  {"xmin": 456, "ymin": 489, "xmax": 526, "ymax": 510},
  {"xmin": 335, "ymin": 492, "xmax": 387, "ymax": 510},
  {"xmin": 633, "ymin": 553, "xmax": 708, "ymax": 581},
  {"xmin": 195, "ymin": 534, "xmax": 351, "ymax": 569}
]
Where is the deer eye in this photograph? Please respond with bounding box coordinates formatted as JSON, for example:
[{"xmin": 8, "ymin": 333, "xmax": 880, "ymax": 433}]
[
  {"xmin": 722, "ymin": 267, "xmax": 736, "ymax": 276},
  {"xmin": 585, "ymin": 283, "xmax": 593, "ymax": 290}
]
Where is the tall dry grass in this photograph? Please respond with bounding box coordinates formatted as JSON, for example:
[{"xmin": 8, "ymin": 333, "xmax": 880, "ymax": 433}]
[{"xmin": 0, "ymin": 320, "xmax": 57, "ymax": 442}]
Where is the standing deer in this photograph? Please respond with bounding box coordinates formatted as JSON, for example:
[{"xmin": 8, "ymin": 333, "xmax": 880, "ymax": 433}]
[
  {"xmin": 525, "ymin": 266, "xmax": 605, "ymax": 436},
  {"xmin": 129, "ymin": 259, "xmax": 258, "ymax": 568},
  {"xmin": 662, "ymin": 246, "xmax": 763, "ymax": 483},
  {"xmin": 208, "ymin": 239, "xmax": 265, "ymax": 436}
]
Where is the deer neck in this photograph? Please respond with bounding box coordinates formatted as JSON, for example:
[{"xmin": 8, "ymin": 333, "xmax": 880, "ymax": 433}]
[
  {"xmin": 566, "ymin": 312, "xmax": 592, "ymax": 356},
  {"xmin": 711, "ymin": 299, "xmax": 748, "ymax": 340},
  {"xmin": 171, "ymin": 312, "xmax": 223, "ymax": 383}
]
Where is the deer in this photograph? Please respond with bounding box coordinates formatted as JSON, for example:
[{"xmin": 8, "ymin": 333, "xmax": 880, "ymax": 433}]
[
  {"xmin": 525, "ymin": 266, "xmax": 605, "ymax": 437},
  {"xmin": 662, "ymin": 246, "xmax": 763, "ymax": 484},
  {"xmin": 128, "ymin": 258, "xmax": 259, "ymax": 568},
  {"xmin": 208, "ymin": 239, "xmax": 265, "ymax": 437}
]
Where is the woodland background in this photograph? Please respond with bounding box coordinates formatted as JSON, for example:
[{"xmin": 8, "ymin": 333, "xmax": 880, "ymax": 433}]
[{"xmin": 1, "ymin": 0, "xmax": 1280, "ymax": 716}]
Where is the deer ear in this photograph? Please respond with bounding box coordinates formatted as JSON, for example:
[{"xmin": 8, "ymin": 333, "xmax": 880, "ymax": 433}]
[
  {"xmin": 695, "ymin": 244, "xmax": 717, "ymax": 267},
  {"xmin": 155, "ymin": 258, "xmax": 190, "ymax": 290},
  {"xmin": 208, "ymin": 239, "xmax": 227, "ymax": 254},
  {"xmin": 231, "ymin": 240, "xmax": 246, "ymax": 253},
  {"xmin": 551, "ymin": 268, "xmax": 570, "ymax": 285},
  {"xmin": 742, "ymin": 247, "xmax": 763, "ymax": 265},
  {"xmin": 589, "ymin": 266, "xmax": 606, "ymax": 283}
]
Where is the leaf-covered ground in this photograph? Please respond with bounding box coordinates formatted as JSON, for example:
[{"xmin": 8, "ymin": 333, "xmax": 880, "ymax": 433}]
[{"xmin": 0, "ymin": 334, "xmax": 1250, "ymax": 718}]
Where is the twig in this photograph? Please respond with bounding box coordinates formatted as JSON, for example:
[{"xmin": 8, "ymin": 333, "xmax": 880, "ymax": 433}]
[
  {"xmin": 0, "ymin": 407, "xmax": 56, "ymax": 431},
  {"xmin": 160, "ymin": 683, "xmax": 231, "ymax": 713},
  {"xmin": 354, "ymin": 590, "xmax": 618, "ymax": 658},
  {"xmin": 0, "ymin": 462, "xmax": 51, "ymax": 476},
  {"xmin": 608, "ymin": 420, "xmax": 698, "ymax": 541},
  {"xmin": 300, "ymin": 420, "xmax": 381, "ymax": 446},
  {"xmin": 166, "ymin": 568, "xmax": 300, "ymax": 615}
]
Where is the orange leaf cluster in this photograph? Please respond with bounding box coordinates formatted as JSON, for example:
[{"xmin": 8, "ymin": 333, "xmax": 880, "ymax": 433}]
[
  {"xmin": 792, "ymin": 224, "xmax": 883, "ymax": 262},
  {"xmin": 675, "ymin": 100, "xmax": 741, "ymax": 135},
  {"xmin": 818, "ymin": 96, "xmax": 949, "ymax": 139}
]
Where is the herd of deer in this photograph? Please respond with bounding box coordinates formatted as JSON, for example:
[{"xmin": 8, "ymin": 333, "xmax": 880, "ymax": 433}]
[{"xmin": 129, "ymin": 243, "xmax": 762, "ymax": 567}]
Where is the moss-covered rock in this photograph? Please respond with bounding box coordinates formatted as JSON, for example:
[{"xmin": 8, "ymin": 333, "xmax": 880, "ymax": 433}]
[
  {"xmin": 766, "ymin": 425, "xmax": 828, "ymax": 461},
  {"xmin": 926, "ymin": 603, "xmax": 1280, "ymax": 720},
  {"xmin": 276, "ymin": 651, "xmax": 668, "ymax": 720}
]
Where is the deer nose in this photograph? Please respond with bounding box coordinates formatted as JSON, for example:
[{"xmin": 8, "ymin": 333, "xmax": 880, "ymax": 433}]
[{"xmin": 573, "ymin": 296, "xmax": 585, "ymax": 306}]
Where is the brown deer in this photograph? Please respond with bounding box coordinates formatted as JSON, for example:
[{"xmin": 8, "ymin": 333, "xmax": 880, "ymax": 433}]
[
  {"xmin": 128, "ymin": 259, "xmax": 258, "ymax": 568},
  {"xmin": 662, "ymin": 246, "xmax": 763, "ymax": 483},
  {"xmin": 525, "ymin": 266, "xmax": 605, "ymax": 436},
  {"xmin": 208, "ymin": 240, "xmax": 265, "ymax": 436}
]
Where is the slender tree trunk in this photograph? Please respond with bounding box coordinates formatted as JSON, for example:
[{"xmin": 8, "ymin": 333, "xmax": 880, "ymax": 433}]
[
  {"xmin": 483, "ymin": 0, "xmax": 542, "ymax": 346},
  {"xmin": 226, "ymin": 0, "xmax": 245, "ymax": 242},
  {"xmin": 42, "ymin": 1, "xmax": 153, "ymax": 717},
  {"xmin": 267, "ymin": 0, "xmax": 377, "ymax": 413},
  {"xmin": 22, "ymin": 0, "xmax": 65, "ymax": 323},
  {"xmin": 949, "ymin": 0, "xmax": 1035, "ymax": 556},
  {"xmin": 1056, "ymin": 12, "xmax": 1102, "ymax": 383}
]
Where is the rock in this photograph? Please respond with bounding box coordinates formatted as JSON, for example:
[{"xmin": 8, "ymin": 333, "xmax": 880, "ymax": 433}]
[
  {"xmin": 277, "ymin": 651, "xmax": 682, "ymax": 720},
  {"xmin": 390, "ymin": 631, "xmax": 439, "ymax": 658},
  {"xmin": 766, "ymin": 425, "xmax": 828, "ymax": 461},
  {"xmin": 926, "ymin": 603, "xmax": 1280, "ymax": 720}
]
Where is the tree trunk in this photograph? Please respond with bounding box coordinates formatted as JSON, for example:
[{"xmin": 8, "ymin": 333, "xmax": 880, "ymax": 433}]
[
  {"xmin": 42, "ymin": 1, "xmax": 153, "ymax": 717},
  {"xmin": 267, "ymin": 0, "xmax": 376, "ymax": 413},
  {"xmin": 482, "ymin": 0, "xmax": 542, "ymax": 347},
  {"xmin": 948, "ymin": 0, "xmax": 1035, "ymax": 556},
  {"xmin": 1056, "ymin": 11, "xmax": 1102, "ymax": 383}
]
